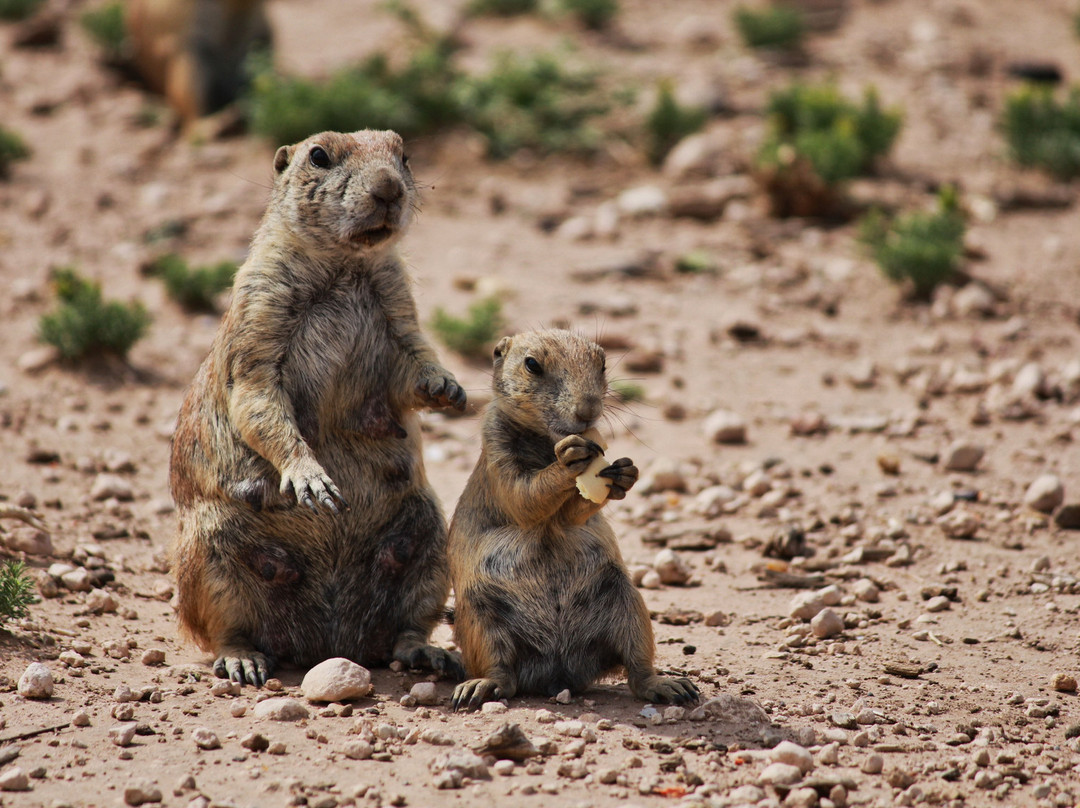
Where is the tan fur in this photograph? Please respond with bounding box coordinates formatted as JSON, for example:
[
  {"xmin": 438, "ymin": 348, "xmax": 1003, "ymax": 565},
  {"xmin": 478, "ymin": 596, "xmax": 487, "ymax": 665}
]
[
  {"xmin": 448, "ymin": 329, "xmax": 699, "ymax": 709},
  {"xmin": 170, "ymin": 130, "xmax": 465, "ymax": 686},
  {"xmin": 127, "ymin": 0, "xmax": 271, "ymax": 125}
]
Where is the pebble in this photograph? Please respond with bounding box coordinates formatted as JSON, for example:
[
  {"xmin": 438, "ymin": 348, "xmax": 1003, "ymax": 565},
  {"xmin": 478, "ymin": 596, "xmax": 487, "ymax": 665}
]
[
  {"xmin": 4, "ymin": 528, "xmax": 52, "ymax": 556},
  {"xmin": 0, "ymin": 767, "xmax": 30, "ymax": 791},
  {"xmin": 141, "ymin": 648, "xmax": 166, "ymax": 666},
  {"xmin": 785, "ymin": 786, "xmax": 820, "ymax": 808},
  {"xmin": 191, "ymin": 727, "xmax": 220, "ymax": 750},
  {"xmin": 817, "ymin": 742, "xmax": 839, "ymax": 765},
  {"xmin": 692, "ymin": 485, "xmax": 738, "ymax": 517},
  {"xmin": 769, "ymin": 740, "xmax": 813, "ymax": 773},
  {"xmin": 343, "ymin": 740, "xmax": 374, "ymax": 760},
  {"xmin": 810, "ymin": 608, "xmax": 844, "ymax": 639},
  {"xmin": 481, "ymin": 701, "xmax": 508, "ymax": 715},
  {"xmin": 616, "ymin": 185, "xmax": 668, "ymax": 217},
  {"xmin": 240, "ymin": 733, "xmax": 269, "ymax": 752},
  {"xmin": 124, "ymin": 782, "xmax": 162, "ymax": 805},
  {"xmin": 301, "ymin": 658, "xmax": 372, "ymax": 702},
  {"xmin": 861, "ymin": 753, "xmax": 884, "ymax": 774},
  {"xmin": 267, "ymin": 742, "xmax": 286, "ymax": 755},
  {"xmin": 703, "ymin": 408, "xmax": 747, "ymax": 444},
  {"xmin": 85, "ymin": 588, "xmax": 117, "ymax": 614},
  {"xmin": 557, "ymin": 760, "xmax": 587, "ymax": 779},
  {"xmin": 942, "ymin": 441, "xmax": 984, "ymax": 472},
  {"xmin": 729, "ymin": 784, "xmax": 766, "ymax": 803},
  {"xmin": 90, "ymin": 473, "xmax": 134, "ymax": 502},
  {"xmin": 653, "ymin": 548, "xmax": 692, "ymax": 586},
  {"xmin": 420, "ymin": 728, "xmax": 454, "ymax": 745},
  {"xmin": 554, "ymin": 720, "xmax": 584, "ymax": 737},
  {"xmin": 758, "ymin": 761, "xmax": 802, "ymax": 786},
  {"xmin": 72, "ymin": 711, "xmax": 91, "ymax": 727},
  {"xmin": 1056, "ymin": 504, "xmax": 1080, "ymax": 529},
  {"xmin": 789, "ymin": 591, "xmax": 826, "ymax": 621},
  {"xmin": 253, "ymin": 697, "xmax": 310, "ymax": 721},
  {"xmin": 638, "ymin": 458, "xmax": 688, "ymax": 494},
  {"xmin": 492, "ymin": 760, "xmax": 515, "ymax": 776},
  {"xmin": 924, "ymin": 595, "xmax": 952, "ymax": 612},
  {"xmin": 939, "ymin": 507, "xmax": 980, "ymax": 539},
  {"xmin": 535, "ymin": 709, "xmax": 557, "ymax": 723},
  {"xmin": 555, "ymin": 689, "xmax": 572, "ymax": 704},
  {"xmin": 1051, "ymin": 673, "xmax": 1078, "ymax": 693},
  {"xmin": 410, "ymin": 682, "xmax": 438, "ymax": 706},
  {"xmin": 109, "ymin": 724, "xmax": 137, "ymax": 747},
  {"xmin": 1025, "ymin": 474, "xmax": 1065, "ymax": 513},
  {"xmin": 61, "ymin": 568, "xmax": 91, "ymax": 592},
  {"xmin": 431, "ymin": 751, "xmax": 490, "ymax": 782},
  {"xmin": 18, "ymin": 345, "xmax": 60, "ymax": 373},
  {"xmin": 852, "ymin": 579, "xmax": 880, "ymax": 603},
  {"xmin": 639, "ymin": 569, "xmax": 662, "ymax": 589},
  {"xmin": 18, "ymin": 663, "xmax": 54, "ymax": 699}
]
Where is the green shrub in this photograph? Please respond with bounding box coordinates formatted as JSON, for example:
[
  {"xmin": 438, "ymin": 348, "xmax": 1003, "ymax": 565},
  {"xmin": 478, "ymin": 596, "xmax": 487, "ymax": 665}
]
[
  {"xmin": 558, "ymin": 0, "xmax": 618, "ymax": 29},
  {"xmin": 467, "ymin": 0, "xmax": 538, "ymax": 16},
  {"xmin": 431, "ymin": 297, "xmax": 504, "ymax": 359},
  {"xmin": 610, "ymin": 380, "xmax": 645, "ymax": 402},
  {"xmin": 645, "ymin": 80, "xmax": 707, "ymax": 165},
  {"xmin": 39, "ymin": 268, "xmax": 151, "ymax": 360},
  {"xmin": 734, "ymin": 4, "xmax": 804, "ymax": 50},
  {"xmin": 860, "ymin": 186, "xmax": 965, "ymax": 300},
  {"xmin": 1002, "ymin": 85, "xmax": 1080, "ymax": 180},
  {"xmin": 0, "ymin": 0, "xmax": 43, "ymax": 21},
  {"xmin": 0, "ymin": 127, "xmax": 30, "ymax": 179},
  {"xmin": 0, "ymin": 560, "xmax": 34, "ymax": 625},
  {"xmin": 756, "ymin": 82, "xmax": 901, "ymax": 215},
  {"xmin": 80, "ymin": 1, "xmax": 127, "ymax": 62},
  {"xmin": 148, "ymin": 254, "xmax": 238, "ymax": 313}
]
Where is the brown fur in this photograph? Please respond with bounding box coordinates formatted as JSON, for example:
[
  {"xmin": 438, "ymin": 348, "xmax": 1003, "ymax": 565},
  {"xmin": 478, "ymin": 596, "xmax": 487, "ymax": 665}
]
[
  {"xmin": 448, "ymin": 329, "xmax": 699, "ymax": 709},
  {"xmin": 170, "ymin": 130, "xmax": 465, "ymax": 686},
  {"xmin": 127, "ymin": 0, "xmax": 271, "ymax": 125}
]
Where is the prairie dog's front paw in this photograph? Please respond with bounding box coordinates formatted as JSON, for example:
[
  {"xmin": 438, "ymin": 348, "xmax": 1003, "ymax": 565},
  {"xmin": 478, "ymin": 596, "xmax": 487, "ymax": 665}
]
[
  {"xmin": 555, "ymin": 434, "xmax": 603, "ymax": 475},
  {"xmin": 598, "ymin": 457, "xmax": 639, "ymax": 500},
  {"xmin": 416, "ymin": 365, "xmax": 467, "ymax": 411},
  {"xmin": 279, "ymin": 458, "xmax": 347, "ymax": 514}
]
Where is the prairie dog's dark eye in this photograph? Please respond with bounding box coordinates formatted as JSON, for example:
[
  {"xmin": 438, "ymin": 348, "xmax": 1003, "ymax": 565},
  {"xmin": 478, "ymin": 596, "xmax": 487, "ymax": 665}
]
[
  {"xmin": 309, "ymin": 147, "xmax": 330, "ymax": 169},
  {"xmin": 524, "ymin": 357, "xmax": 542, "ymax": 375},
  {"xmin": 402, "ymin": 153, "xmax": 411, "ymax": 169}
]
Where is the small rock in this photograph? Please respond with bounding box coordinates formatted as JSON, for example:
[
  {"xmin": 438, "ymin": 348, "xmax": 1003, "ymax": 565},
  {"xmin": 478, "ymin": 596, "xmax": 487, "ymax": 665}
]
[
  {"xmin": 493, "ymin": 759, "xmax": 515, "ymax": 776},
  {"xmin": 476, "ymin": 723, "xmax": 538, "ymax": 761},
  {"xmin": 18, "ymin": 663, "xmax": 54, "ymax": 699},
  {"xmin": 557, "ymin": 760, "xmax": 588, "ymax": 780},
  {"xmin": 730, "ymin": 784, "xmax": 767, "ymax": 803},
  {"xmin": 0, "ymin": 767, "xmax": 30, "ymax": 792},
  {"xmin": 692, "ymin": 485, "xmax": 738, "ymax": 517},
  {"xmin": 616, "ymin": 185, "xmax": 668, "ymax": 217},
  {"xmin": 639, "ymin": 569, "xmax": 661, "ymax": 589},
  {"xmin": 789, "ymin": 591, "xmax": 826, "ymax": 622},
  {"xmin": 942, "ymin": 441, "xmax": 984, "ymax": 472},
  {"xmin": 410, "ymin": 681, "xmax": 438, "ymax": 706},
  {"xmin": 72, "ymin": 711, "xmax": 91, "ymax": 727},
  {"xmin": 481, "ymin": 701, "xmax": 508, "ymax": 715},
  {"xmin": 817, "ymin": 742, "xmax": 839, "ymax": 765},
  {"xmin": 1025, "ymin": 474, "xmax": 1065, "ymax": 513},
  {"xmin": 431, "ymin": 750, "xmax": 490, "ymax": 781},
  {"xmin": 555, "ymin": 689, "xmax": 572, "ymax": 704},
  {"xmin": 343, "ymin": 740, "xmax": 374, "ymax": 760},
  {"xmin": 703, "ymin": 409, "xmax": 747, "ymax": 444},
  {"xmin": 924, "ymin": 595, "xmax": 952, "ymax": 612},
  {"xmin": 85, "ymin": 588, "xmax": 117, "ymax": 614},
  {"xmin": 267, "ymin": 742, "xmax": 286, "ymax": 755},
  {"xmin": 18, "ymin": 346, "xmax": 60, "ymax": 374},
  {"xmin": 939, "ymin": 507, "xmax": 980, "ymax": 539},
  {"xmin": 60, "ymin": 567, "xmax": 91, "ymax": 592},
  {"xmin": 769, "ymin": 740, "xmax": 813, "ymax": 774},
  {"xmin": 253, "ymin": 697, "xmax": 310, "ymax": 721},
  {"xmin": 861, "ymin": 753, "xmax": 884, "ymax": 774},
  {"xmin": 653, "ymin": 548, "xmax": 692, "ymax": 586},
  {"xmin": 420, "ymin": 728, "xmax": 454, "ymax": 745},
  {"xmin": 785, "ymin": 786, "xmax": 819, "ymax": 808},
  {"xmin": 810, "ymin": 608, "xmax": 844, "ymax": 639},
  {"xmin": 90, "ymin": 473, "xmax": 134, "ymax": 502},
  {"xmin": 109, "ymin": 724, "xmax": 137, "ymax": 747},
  {"xmin": 852, "ymin": 579, "xmax": 880, "ymax": 603},
  {"xmin": 192, "ymin": 727, "xmax": 220, "ymax": 750},
  {"xmin": 1055, "ymin": 504, "xmax": 1080, "ymax": 530},
  {"xmin": 638, "ymin": 458, "xmax": 688, "ymax": 494},
  {"xmin": 124, "ymin": 782, "xmax": 163, "ymax": 805},
  {"xmin": 3, "ymin": 528, "xmax": 52, "ymax": 556},
  {"xmin": 141, "ymin": 648, "xmax": 166, "ymax": 666},
  {"xmin": 240, "ymin": 733, "xmax": 269, "ymax": 752},
  {"xmin": 759, "ymin": 761, "xmax": 802, "ymax": 786},
  {"xmin": 951, "ymin": 283, "xmax": 996, "ymax": 318},
  {"xmin": 1051, "ymin": 673, "xmax": 1078, "ymax": 693},
  {"xmin": 301, "ymin": 658, "xmax": 372, "ymax": 702}
]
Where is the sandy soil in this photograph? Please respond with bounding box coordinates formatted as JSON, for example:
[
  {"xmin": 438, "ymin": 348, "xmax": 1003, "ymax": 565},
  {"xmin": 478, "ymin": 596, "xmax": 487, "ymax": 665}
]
[{"xmin": 2, "ymin": 1, "xmax": 1080, "ymax": 806}]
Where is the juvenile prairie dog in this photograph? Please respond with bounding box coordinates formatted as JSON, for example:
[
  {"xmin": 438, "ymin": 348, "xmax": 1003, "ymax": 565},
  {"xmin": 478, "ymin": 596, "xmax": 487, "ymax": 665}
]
[
  {"xmin": 170, "ymin": 130, "xmax": 465, "ymax": 686},
  {"xmin": 127, "ymin": 0, "xmax": 271, "ymax": 125},
  {"xmin": 448, "ymin": 329, "xmax": 699, "ymax": 709}
]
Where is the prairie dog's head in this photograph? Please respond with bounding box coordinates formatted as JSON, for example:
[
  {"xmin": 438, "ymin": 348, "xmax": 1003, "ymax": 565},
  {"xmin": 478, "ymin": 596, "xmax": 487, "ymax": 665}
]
[
  {"xmin": 491, "ymin": 329, "xmax": 608, "ymax": 441},
  {"xmin": 270, "ymin": 130, "xmax": 416, "ymax": 253}
]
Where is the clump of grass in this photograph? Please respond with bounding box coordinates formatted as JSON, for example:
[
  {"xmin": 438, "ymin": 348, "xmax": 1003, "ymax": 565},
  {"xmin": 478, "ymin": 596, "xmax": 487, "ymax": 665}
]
[
  {"xmin": 0, "ymin": 0, "xmax": 43, "ymax": 21},
  {"xmin": 859, "ymin": 186, "xmax": 966, "ymax": 300},
  {"xmin": 558, "ymin": 0, "xmax": 618, "ymax": 29},
  {"xmin": 1002, "ymin": 85, "xmax": 1080, "ymax": 180},
  {"xmin": 756, "ymin": 82, "xmax": 902, "ymax": 216},
  {"xmin": 80, "ymin": 1, "xmax": 128, "ymax": 63},
  {"xmin": 431, "ymin": 297, "xmax": 504, "ymax": 359},
  {"xmin": 147, "ymin": 254, "xmax": 238, "ymax": 313},
  {"xmin": 0, "ymin": 127, "xmax": 31, "ymax": 180},
  {"xmin": 467, "ymin": 0, "xmax": 538, "ymax": 16},
  {"xmin": 38, "ymin": 268, "xmax": 151, "ymax": 360},
  {"xmin": 674, "ymin": 250, "xmax": 718, "ymax": 275},
  {"xmin": 0, "ymin": 560, "xmax": 35, "ymax": 625},
  {"xmin": 645, "ymin": 80, "xmax": 707, "ymax": 165},
  {"xmin": 734, "ymin": 4, "xmax": 804, "ymax": 50},
  {"xmin": 610, "ymin": 380, "xmax": 645, "ymax": 402}
]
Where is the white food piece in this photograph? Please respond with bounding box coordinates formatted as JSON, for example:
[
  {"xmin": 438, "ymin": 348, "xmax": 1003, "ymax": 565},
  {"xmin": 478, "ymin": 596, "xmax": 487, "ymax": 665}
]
[{"xmin": 575, "ymin": 428, "xmax": 610, "ymax": 504}]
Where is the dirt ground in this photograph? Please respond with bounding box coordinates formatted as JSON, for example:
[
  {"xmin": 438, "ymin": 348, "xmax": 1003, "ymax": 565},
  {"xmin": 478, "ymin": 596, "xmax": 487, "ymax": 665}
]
[{"xmin": 3, "ymin": 0, "xmax": 1080, "ymax": 806}]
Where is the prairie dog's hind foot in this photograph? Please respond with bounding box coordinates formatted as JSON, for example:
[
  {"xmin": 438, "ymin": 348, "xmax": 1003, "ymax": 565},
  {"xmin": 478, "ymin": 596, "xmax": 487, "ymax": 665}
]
[
  {"xmin": 451, "ymin": 678, "xmax": 505, "ymax": 711},
  {"xmin": 214, "ymin": 648, "xmax": 272, "ymax": 687},
  {"xmin": 394, "ymin": 641, "xmax": 465, "ymax": 681},
  {"xmin": 632, "ymin": 674, "xmax": 699, "ymax": 705}
]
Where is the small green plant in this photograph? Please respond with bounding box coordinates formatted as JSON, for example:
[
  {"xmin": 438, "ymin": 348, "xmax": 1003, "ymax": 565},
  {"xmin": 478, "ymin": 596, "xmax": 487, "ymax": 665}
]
[
  {"xmin": 38, "ymin": 268, "xmax": 151, "ymax": 360},
  {"xmin": 80, "ymin": 1, "xmax": 128, "ymax": 62},
  {"xmin": 674, "ymin": 250, "xmax": 718, "ymax": 275},
  {"xmin": 644, "ymin": 80, "xmax": 707, "ymax": 165},
  {"xmin": 431, "ymin": 297, "xmax": 504, "ymax": 359},
  {"xmin": 0, "ymin": 561, "xmax": 34, "ymax": 625},
  {"xmin": 148, "ymin": 254, "xmax": 238, "ymax": 313},
  {"xmin": 558, "ymin": 0, "xmax": 618, "ymax": 29},
  {"xmin": 0, "ymin": 0, "xmax": 43, "ymax": 21},
  {"xmin": 756, "ymin": 82, "xmax": 901, "ymax": 215},
  {"xmin": 467, "ymin": 0, "xmax": 538, "ymax": 16},
  {"xmin": 0, "ymin": 126, "xmax": 31, "ymax": 179},
  {"xmin": 610, "ymin": 380, "xmax": 645, "ymax": 403},
  {"xmin": 734, "ymin": 4, "xmax": 804, "ymax": 50},
  {"xmin": 1002, "ymin": 85, "xmax": 1080, "ymax": 180},
  {"xmin": 860, "ymin": 186, "xmax": 966, "ymax": 300}
]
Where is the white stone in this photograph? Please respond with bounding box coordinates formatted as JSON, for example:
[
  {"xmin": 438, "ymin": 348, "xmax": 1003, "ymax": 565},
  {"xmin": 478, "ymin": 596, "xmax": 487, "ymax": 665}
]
[
  {"xmin": 0, "ymin": 767, "xmax": 30, "ymax": 792},
  {"xmin": 18, "ymin": 662, "xmax": 54, "ymax": 699},
  {"xmin": 253, "ymin": 697, "xmax": 310, "ymax": 721},
  {"xmin": 192, "ymin": 727, "xmax": 221, "ymax": 750},
  {"xmin": 942, "ymin": 441, "xmax": 984, "ymax": 472},
  {"xmin": 729, "ymin": 784, "xmax": 766, "ymax": 803},
  {"xmin": 853, "ymin": 579, "xmax": 880, "ymax": 603},
  {"xmin": 17, "ymin": 346, "xmax": 60, "ymax": 374},
  {"xmin": 61, "ymin": 567, "xmax": 91, "ymax": 592},
  {"xmin": 691, "ymin": 485, "xmax": 737, "ymax": 517},
  {"xmin": 703, "ymin": 409, "xmax": 747, "ymax": 444},
  {"xmin": 301, "ymin": 658, "xmax": 372, "ymax": 702},
  {"xmin": 637, "ymin": 458, "xmax": 688, "ymax": 494},
  {"xmin": 789, "ymin": 591, "xmax": 826, "ymax": 621},
  {"xmin": 343, "ymin": 740, "xmax": 374, "ymax": 760},
  {"xmin": 616, "ymin": 185, "xmax": 668, "ymax": 217},
  {"xmin": 759, "ymin": 761, "xmax": 802, "ymax": 786},
  {"xmin": 410, "ymin": 681, "xmax": 438, "ymax": 706},
  {"xmin": 769, "ymin": 740, "xmax": 813, "ymax": 773},
  {"xmin": 86, "ymin": 588, "xmax": 117, "ymax": 614},
  {"xmin": 1024, "ymin": 474, "xmax": 1064, "ymax": 514},
  {"xmin": 951, "ymin": 283, "xmax": 996, "ymax": 318},
  {"xmin": 653, "ymin": 548, "xmax": 691, "ymax": 586},
  {"xmin": 1012, "ymin": 362, "xmax": 1046, "ymax": 398},
  {"xmin": 3, "ymin": 528, "xmax": 52, "ymax": 556},
  {"xmin": 90, "ymin": 473, "xmax": 134, "ymax": 502},
  {"xmin": 481, "ymin": 701, "xmax": 507, "ymax": 715},
  {"xmin": 810, "ymin": 608, "xmax": 844, "ymax": 639},
  {"xmin": 938, "ymin": 508, "xmax": 980, "ymax": 539},
  {"xmin": 109, "ymin": 724, "xmax": 137, "ymax": 747}
]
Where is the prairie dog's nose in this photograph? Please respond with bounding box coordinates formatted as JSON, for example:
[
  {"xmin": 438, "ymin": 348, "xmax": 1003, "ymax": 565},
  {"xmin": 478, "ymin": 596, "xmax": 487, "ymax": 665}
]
[
  {"xmin": 575, "ymin": 396, "xmax": 602, "ymax": 425},
  {"xmin": 370, "ymin": 167, "xmax": 404, "ymax": 204}
]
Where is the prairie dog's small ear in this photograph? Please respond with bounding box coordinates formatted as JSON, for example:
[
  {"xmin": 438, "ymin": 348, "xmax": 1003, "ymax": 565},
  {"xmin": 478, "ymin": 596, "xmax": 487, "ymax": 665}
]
[
  {"xmin": 274, "ymin": 145, "xmax": 293, "ymax": 174},
  {"xmin": 493, "ymin": 336, "xmax": 512, "ymax": 362}
]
